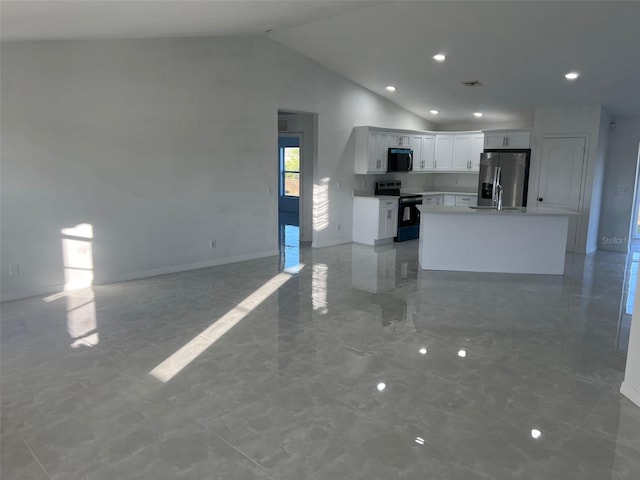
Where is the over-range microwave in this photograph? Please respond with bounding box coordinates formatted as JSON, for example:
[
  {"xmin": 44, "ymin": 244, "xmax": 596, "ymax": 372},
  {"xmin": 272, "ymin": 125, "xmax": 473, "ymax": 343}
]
[{"xmin": 387, "ymin": 148, "xmax": 413, "ymax": 172}]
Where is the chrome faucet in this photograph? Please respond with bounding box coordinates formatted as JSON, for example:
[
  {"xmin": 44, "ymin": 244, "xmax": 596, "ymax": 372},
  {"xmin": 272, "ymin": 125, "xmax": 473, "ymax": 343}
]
[{"xmin": 493, "ymin": 166, "xmax": 503, "ymax": 210}]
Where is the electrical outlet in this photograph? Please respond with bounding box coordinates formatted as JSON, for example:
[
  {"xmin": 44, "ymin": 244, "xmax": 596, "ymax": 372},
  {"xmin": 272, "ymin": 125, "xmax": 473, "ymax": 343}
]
[
  {"xmin": 210, "ymin": 240, "xmax": 217, "ymax": 248},
  {"xmin": 9, "ymin": 264, "xmax": 20, "ymax": 277}
]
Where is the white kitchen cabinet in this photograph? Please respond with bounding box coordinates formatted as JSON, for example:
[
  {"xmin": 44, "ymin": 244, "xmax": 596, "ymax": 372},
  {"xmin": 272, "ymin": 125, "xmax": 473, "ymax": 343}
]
[
  {"xmin": 469, "ymin": 134, "xmax": 484, "ymax": 171},
  {"xmin": 354, "ymin": 127, "xmax": 388, "ymax": 173},
  {"xmin": 353, "ymin": 196, "xmax": 398, "ymax": 245},
  {"xmin": 388, "ymin": 133, "xmax": 411, "ymax": 148},
  {"xmin": 409, "ymin": 135, "xmax": 422, "ymax": 171},
  {"xmin": 455, "ymin": 194, "xmax": 477, "ymax": 206},
  {"xmin": 422, "ymin": 135, "xmax": 435, "ymax": 171},
  {"xmin": 434, "ymin": 134, "xmax": 453, "ymax": 171},
  {"xmin": 452, "ymin": 135, "xmax": 471, "ymax": 171},
  {"xmin": 443, "ymin": 194, "xmax": 456, "ymax": 206},
  {"xmin": 453, "ymin": 133, "xmax": 484, "ymax": 171},
  {"xmin": 422, "ymin": 194, "xmax": 444, "ymax": 206},
  {"xmin": 412, "ymin": 135, "xmax": 435, "ymax": 172},
  {"xmin": 483, "ymin": 130, "xmax": 531, "ymax": 149}
]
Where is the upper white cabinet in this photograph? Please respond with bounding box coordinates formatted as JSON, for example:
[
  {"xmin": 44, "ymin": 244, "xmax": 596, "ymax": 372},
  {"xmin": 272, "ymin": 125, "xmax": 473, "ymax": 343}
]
[
  {"xmin": 355, "ymin": 127, "xmax": 388, "ymax": 173},
  {"xmin": 412, "ymin": 134, "xmax": 435, "ymax": 172},
  {"xmin": 452, "ymin": 135, "xmax": 471, "ymax": 171},
  {"xmin": 388, "ymin": 133, "xmax": 411, "ymax": 147},
  {"xmin": 453, "ymin": 133, "xmax": 485, "ymax": 171},
  {"xmin": 434, "ymin": 134, "xmax": 454, "ymax": 171},
  {"xmin": 484, "ymin": 130, "xmax": 531, "ymax": 149},
  {"xmin": 470, "ymin": 134, "xmax": 484, "ymax": 170},
  {"xmin": 354, "ymin": 127, "xmax": 485, "ymax": 174}
]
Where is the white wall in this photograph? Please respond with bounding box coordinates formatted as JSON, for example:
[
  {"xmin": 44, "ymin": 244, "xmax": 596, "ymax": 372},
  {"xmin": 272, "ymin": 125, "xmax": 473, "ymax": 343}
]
[
  {"xmin": 599, "ymin": 116, "xmax": 640, "ymax": 252},
  {"xmin": 0, "ymin": 36, "xmax": 429, "ymax": 300},
  {"xmin": 531, "ymin": 106, "xmax": 609, "ymax": 254}
]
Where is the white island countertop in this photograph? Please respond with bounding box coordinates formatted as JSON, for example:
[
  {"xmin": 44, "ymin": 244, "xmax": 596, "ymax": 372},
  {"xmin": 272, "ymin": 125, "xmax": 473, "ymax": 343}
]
[
  {"xmin": 418, "ymin": 205, "xmax": 574, "ymax": 274},
  {"xmin": 417, "ymin": 205, "xmax": 576, "ymax": 216}
]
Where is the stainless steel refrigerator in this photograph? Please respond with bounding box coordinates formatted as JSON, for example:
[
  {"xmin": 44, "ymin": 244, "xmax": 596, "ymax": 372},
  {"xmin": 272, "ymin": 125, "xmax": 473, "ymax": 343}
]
[{"xmin": 477, "ymin": 150, "xmax": 531, "ymax": 208}]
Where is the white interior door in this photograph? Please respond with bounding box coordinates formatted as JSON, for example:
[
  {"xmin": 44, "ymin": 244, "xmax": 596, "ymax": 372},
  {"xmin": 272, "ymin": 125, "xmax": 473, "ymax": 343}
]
[{"xmin": 536, "ymin": 136, "xmax": 586, "ymax": 251}]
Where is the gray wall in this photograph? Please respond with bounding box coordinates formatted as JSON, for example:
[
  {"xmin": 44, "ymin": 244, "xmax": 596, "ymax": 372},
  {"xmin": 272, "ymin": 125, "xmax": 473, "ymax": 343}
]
[
  {"xmin": 599, "ymin": 116, "xmax": 640, "ymax": 251},
  {"xmin": 1, "ymin": 36, "xmax": 429, "ymax": 300}
]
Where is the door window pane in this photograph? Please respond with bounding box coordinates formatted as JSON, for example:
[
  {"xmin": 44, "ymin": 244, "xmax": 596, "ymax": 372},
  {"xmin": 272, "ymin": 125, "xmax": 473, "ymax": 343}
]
[
  {"xmin": 282, "ymin": 146, "xmax": 300, "ymax": 198},
  {"xmin": 284, "ymin": 173, "xmax": 299, "ymax": 197},
  {"xmin": 284, "ymin": 148, "xmax": 300, "ymax": 171}
]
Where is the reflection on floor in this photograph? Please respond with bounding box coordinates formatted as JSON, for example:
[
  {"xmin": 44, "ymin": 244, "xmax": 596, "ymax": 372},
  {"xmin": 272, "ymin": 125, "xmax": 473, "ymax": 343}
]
[
  {"xmin": 617, "ymin": 244, "xmax": 640, "ymax": 352},
  {"xmin": 2, "ymin": 241, "xmax": 640, "ymax": 479},
  {"xmin": 279, "ymin": 211, "xmax": 300, "ymax": 272}
]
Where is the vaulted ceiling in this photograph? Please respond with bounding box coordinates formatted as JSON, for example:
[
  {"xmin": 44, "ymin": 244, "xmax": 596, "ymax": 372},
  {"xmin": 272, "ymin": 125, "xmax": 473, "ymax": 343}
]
[{"xmin": 2, "ymin": 0, "xmax": 639, "ymax": 126}]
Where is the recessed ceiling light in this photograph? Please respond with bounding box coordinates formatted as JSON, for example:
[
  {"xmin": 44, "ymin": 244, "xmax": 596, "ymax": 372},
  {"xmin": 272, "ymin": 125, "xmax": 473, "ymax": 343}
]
[
  {"xmin": 377, "ymin": 382, "xmax": 386, "ymax": 391},
  {"xmin": 419, "ymin": 347, "xmax": 428, "ymax": 355},
  {"xmin": 385, "ymin": 85, "xmax": 397, "ymax": 92},
  {"xmin": 457, "ymin": 349, "xmax": 467, "ymax": 358},
  {"xmin": 473, "ymin": 112, "xmax": 483, "ymax": 118},
  {"xmin": 565, "ymin": 72, "xmax": 579, "ymax": 80},
  {"xmin": 433, "ymin": 54, "xmax": 446, "ymax": 62},
  {"xmin": 531, "ymin": 429, "xmax": 542, "ymax": 439},
  {"xmin": 429, "ymin": 110, "xmax": 439, "ymax": 115}
]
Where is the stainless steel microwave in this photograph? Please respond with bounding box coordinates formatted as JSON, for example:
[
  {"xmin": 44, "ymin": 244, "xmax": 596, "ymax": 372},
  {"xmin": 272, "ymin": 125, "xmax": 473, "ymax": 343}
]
[{"xmin": 387, "ymin": 148, "xmax": 413, "ymax": 172}]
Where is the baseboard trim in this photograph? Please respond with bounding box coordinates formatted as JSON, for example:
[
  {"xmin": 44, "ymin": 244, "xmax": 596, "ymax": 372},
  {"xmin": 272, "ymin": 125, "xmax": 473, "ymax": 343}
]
[
  {"xmin": 620, "ymin": 381, "xmax": 640, "ymax": 408},
  {"xmin": 0, "ymin": 250, "xmax": 279, "ymax": 303},
  {"xmin": 312, "ymin": 238, "xmax": 352, "ymax": 249},
  {"xmin": 102, "ymin": 250, "xmax": 280, "ymax": 284},
  {"xmin": 0, "ymin": 283, "xmax": 65, "ymax": 303}
]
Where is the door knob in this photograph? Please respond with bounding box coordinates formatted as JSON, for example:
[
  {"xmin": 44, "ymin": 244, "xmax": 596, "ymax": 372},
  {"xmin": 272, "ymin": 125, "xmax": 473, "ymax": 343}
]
[{"xmin": 538, "ymin": 197, "xmax": 544, "ymax": 202}]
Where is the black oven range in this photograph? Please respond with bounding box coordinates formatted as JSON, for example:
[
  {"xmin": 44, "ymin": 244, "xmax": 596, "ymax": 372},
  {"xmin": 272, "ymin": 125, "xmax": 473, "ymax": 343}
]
[{"xmin": 374, "ymin": 181, "xmax": 422, "ymax": 242}]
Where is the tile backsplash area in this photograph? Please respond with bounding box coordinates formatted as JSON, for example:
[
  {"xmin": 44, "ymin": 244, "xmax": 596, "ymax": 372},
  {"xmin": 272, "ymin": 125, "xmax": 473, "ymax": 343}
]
[
  {"xmin": 353, "ymin": 172, "xmax": 477, "ymax": 194},
  {"xmin": 433, "ymin": 173, "xmax": 478, "ymax": 192}
]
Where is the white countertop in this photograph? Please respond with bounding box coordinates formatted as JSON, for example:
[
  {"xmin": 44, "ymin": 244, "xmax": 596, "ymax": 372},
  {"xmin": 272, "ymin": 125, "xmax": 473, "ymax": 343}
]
[
  {"xmin": 353, "ymin": 193, "xmax": 400, "ymax": 199},
  {"xmin": 353, "ymin": 190, "xmax": 476, "ymax": 198},
  {"xmin": 417, "ymin": 205, "xmax": 576, "ymax": 216}
]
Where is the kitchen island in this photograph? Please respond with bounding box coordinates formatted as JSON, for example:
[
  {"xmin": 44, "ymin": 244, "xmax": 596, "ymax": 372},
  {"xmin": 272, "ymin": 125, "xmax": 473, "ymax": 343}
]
[{"xmin": 417, "ymin": 205, "xmax": 574, "ymax": 274}]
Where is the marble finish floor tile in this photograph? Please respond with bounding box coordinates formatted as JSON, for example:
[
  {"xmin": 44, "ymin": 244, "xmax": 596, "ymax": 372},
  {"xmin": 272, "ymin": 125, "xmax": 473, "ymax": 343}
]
[{"xmin": 2, "ymin": 241, "xmax": 640, "ymax": 479}]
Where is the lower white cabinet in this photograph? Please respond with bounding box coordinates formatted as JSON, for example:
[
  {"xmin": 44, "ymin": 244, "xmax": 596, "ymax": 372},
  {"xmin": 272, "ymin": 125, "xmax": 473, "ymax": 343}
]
[
  {"xmin": 423, "ymin": 194, "xmax": 477, "ymax": 206},
  {"xmin": 422, "ymin": 194, "xmax": 443, "ymax": 206},
  {"xmin": 455, "ymin": 195, "xmax": 477, "ymax": 206},
  {"xmin": 353, "ymin": 197, "xmax": 398, "ymax": 245}
]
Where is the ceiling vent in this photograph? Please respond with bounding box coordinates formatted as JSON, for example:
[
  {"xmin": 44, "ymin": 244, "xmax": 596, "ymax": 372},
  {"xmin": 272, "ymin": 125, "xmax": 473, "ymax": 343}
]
[{"xmin": 462, "ymin": 80, "xmax": 483, "ymax": 87}]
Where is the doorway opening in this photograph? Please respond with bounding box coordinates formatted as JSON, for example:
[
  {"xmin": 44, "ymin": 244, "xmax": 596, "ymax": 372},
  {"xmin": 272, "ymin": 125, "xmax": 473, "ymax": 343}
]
[
  {"xmin": 277, "ymin": 110, "xmax": 316, "ymax": 270},
  {"xmin": 278, "ymin": 134, "xmax": 301, "ymax": 271}
]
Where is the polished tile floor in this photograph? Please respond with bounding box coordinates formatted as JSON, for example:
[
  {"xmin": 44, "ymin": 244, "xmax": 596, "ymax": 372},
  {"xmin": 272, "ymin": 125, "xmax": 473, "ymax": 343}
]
[{"xmin": 2, "ymin": 240, "xmax": 640, "ymax": 479}]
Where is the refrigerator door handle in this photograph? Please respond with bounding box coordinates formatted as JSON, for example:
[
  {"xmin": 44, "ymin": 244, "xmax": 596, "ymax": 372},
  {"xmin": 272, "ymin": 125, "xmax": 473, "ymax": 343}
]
[{"xmin": 492, "ymin": 166, "xmax": 501, "ymax": 206}]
